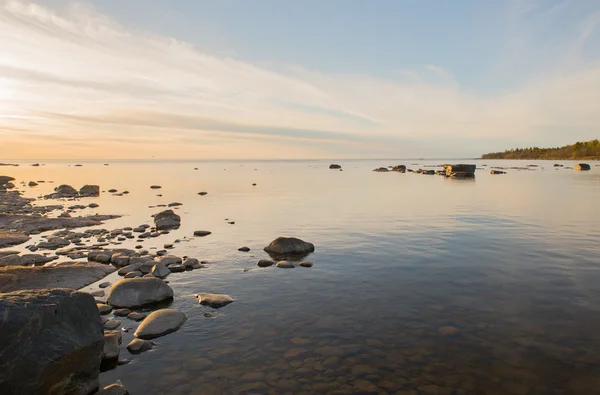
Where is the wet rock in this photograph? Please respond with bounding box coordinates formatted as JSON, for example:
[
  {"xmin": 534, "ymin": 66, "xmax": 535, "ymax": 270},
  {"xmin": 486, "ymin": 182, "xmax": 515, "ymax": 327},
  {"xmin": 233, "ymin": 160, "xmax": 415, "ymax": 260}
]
[
  {"xmin": 153, "ymin": 209, "xmax": 181, "ymax": 230},
  {"xmin": 134, "ymin": 309, "xmax": 187, "ymax": 339},
  {"xmin": 392, "ymin": 165, "xmax": 407, "ymax": 173},
  {"xmin": 97, "ymin": 303, "xmax": 113, "ymax": 315},
  {"xmin": 151, "ymin": 262, "xmax": 171, "ymax": 278},
  {"xmin": 444, "ymin": 164, "xmax": 476, "ymax": 178},
  {"xmin": 113, "ymin": 308, "xmax": 132, "ymax": 317},
  {"xmin": 106, "ymin": 277, "xmax": 174, "ymax": 308},
  {"xmin": 264, "ymin": 237, "xmax": 315, "ymax": 255},
  {"xmin": 150, "ymin": 185, "xmax": 162, "ymax": 189},
  {"xmin": 79, "ymin": 185, "xmax": 100, "ymax": 197},
  {"xmin": 0, "ymin": 289, "xmax": 104, "ymax": 395},
  {"xmin": 196, "ymin": 293, "xmax": 235, "ymax": 308},
  {"xmin": 329, "ymin": 164, "xmax": 342, "ymax": 169},
  {"xmin": 0, "ymin": 175, "xmax": 15, "ymax": 185},
  {"xmin": 103, "ymin": 319, "xmax": 121, "ymax": 330},
  {"xmin": 45, "ymin": 184, "xmax": 78, "ymax": 198},
  {"xmin": 238, "ymin": 246, "xmax": 250, "ymax": 252},
  {"xmin": 158, "ymin": 255, "xmax": 182, "ymax": 266},
  {"xmin": 127, "ymin": 338, "xmax": 154, "ymax": 354},
  {"xmin": 183, "ymin": 258, "xmax": 199, "ymax": 268},
  {"xmin": 127, "ymin": 312, "xmax": 147, "ymax": 321},
  {"xmin": 28, "ymin": 181, "xmax": 38, "ymax": 187},
  {"xmin": 198, "ymin": 192, "xmax": 208, "ymax": 196},
  {"xmin": 373, "ymin": 167, "xmax": 390, "ymax": 172},
  {"xmin": 168, "ymin": 264, "xmax": 186, "ymax": 273},
  {"xmin": 99, "ymin": 281, "xmax": 111, "ymax": 288},
  {"xmin": 257, "ymin": 259, "xmax": 275, "ymax": 267},
  {"xmin": 276, "ymin": 261, "xmax": 295, "ymax": 268},
  {"xmin": 193, "ymin": 230, "xmax": 212, "ymax": 237},
  {"xmin": 575, "ymin": 163, "xmax": 591, "ymax": 171},
  {"xmin": 102, "ymin": 332, "xmax": 120, "ymax": 361},
  {"xmin": 124, "ymin": 271, "xmax": 142, "ymax": 278},
  {"xmin": 168, "ymin": 202, "xmax": 182, "ymax": 207},
  {"xmin": 299, "ymin": 261, "xmax": 313, "ymax": 268}
]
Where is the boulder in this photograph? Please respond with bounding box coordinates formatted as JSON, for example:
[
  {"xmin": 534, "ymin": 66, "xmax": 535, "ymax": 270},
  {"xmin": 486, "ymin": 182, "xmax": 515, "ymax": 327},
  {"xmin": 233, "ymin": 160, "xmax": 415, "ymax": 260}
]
[
  {"xmin": 134, "ymin": 309, "xmax": 187, "ymax": 340},
  {"xmin": 106, "ymin": 277, "xmax": 174, "ymax": 308},
  {"xmin": 79, "ymin": 185, "xmax": 100, "ymax": 197},
  {"xmin": 54, "ymin": 184, "xmax": 78, "ymax": 197},
  {"xmin": 183, "ymin": 258, "xmax": 199, "ymax": 268},
  {"xmin": 102, "ymin": 332, "xmax": 120, "ymax": 361},
  {"xmin": 444, "ymin": 164, "xmax": 476, "ymax": 178},
  {"xmin": 126, "ymin": 339, "xmax": 154, "ymax": 354},
  {"xmin": 329, "ymin": 164, "xmax": 342, "ymax": 169},
  {"xmin": 153, "ymin": 210, "xmax": 181, "ymax": 230},
  {"xmin": 264, "ymin": 237, "xmax": 315, "ymax": 255},
  {"xmin": 151, "ymin": 263, "xmax": 171, "ymax": 279},
  {"xmin": 157, "ymin": 255, "xmax": 182, "ymax": 266},
  {"xmin": 0, "ymin": 175, "xmax": 15, "ymax": 185},
  {"xmin": 0, "ymin": 289, "xmax": 103, "ymax": 395},
  {"xmin": 574, "ymin": 163, "xmax": 591, "ymax": 171},
  {"xmin": 196, "ymin": 293, "xmax": 235, "ymax": 308}
]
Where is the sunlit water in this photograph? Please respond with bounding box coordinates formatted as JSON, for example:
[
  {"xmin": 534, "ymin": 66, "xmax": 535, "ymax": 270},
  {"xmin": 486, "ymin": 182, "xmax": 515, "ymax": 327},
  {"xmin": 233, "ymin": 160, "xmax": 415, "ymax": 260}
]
[{"xmin": 4, "ymin": 159, "xmax": 600, "ymax": 395}]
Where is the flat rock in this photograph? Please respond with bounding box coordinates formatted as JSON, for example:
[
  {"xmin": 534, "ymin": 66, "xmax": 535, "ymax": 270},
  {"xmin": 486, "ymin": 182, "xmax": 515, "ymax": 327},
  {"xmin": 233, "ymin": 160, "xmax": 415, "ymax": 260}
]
[
  {"xmin": 102, "ymin": 332, "xmax": 120, "ymax": 361},
  {"xmin": 257, "ymin": 259, "xmax": 275, "ymax": 267},
  {"xmin": 97, "ymin": 303, "xmax": 113, "ymax": 315},
  {"xmin": 238, "ymin": 246, "xmax": 250, "ymax": 252},
  {"xmin": 127, "ymin": 312, "xmax": 147, "ymax": 321},
  {"xmin": 106, "ymin": 277, "xmax": 174, "ymax": 308},
  {"xmin": 276, "ymin": 261, "xmax": 295, "ymax": 268},
  {"xmin": 113, "ymin": 308, "xmax": 132, "ymax": 317},
  {"xmin": 299, "ymin": 261, "xmax": 313, "ymax": 267},
  {"xmin": 196, "ymin": 293, "xmax": 235, "ymax": 308},
  {"xmin": 193, "ymin": 230, "xmax": 212, "ymax": 237},
  {"xmin": 134, "ymin": 309, "xmax": 187, "ymax": 340},
  {"xmin": 264, "ymin": 237, "xmax": 315, "ymax": 255}
]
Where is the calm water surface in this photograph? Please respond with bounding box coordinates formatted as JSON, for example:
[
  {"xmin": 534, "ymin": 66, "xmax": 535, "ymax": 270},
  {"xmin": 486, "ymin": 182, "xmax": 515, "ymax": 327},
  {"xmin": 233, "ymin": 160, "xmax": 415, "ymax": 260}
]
[{"xmin": 6, "ymin": 159, "xmax": 600, "ymax": 395}]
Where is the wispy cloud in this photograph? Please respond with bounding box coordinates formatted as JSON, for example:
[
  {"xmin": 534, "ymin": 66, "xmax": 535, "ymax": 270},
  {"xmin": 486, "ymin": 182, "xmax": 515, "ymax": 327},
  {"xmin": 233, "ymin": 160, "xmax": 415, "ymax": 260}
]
[{"xmin": 0, "ymin": 0, "xmax": 599, "ymax": 159}]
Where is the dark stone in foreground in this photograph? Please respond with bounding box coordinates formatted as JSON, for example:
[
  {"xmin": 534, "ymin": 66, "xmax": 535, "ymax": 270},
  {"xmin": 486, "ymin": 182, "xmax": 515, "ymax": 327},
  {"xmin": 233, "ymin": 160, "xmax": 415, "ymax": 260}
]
[{"xmin": 0, "ymin": 289, "xmax": 103, "ymax": 395}]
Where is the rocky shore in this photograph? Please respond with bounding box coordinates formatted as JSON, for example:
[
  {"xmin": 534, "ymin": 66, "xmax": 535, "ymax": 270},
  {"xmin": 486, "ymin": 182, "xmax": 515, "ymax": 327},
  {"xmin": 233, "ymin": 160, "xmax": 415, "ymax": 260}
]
[{"xmin": 0, "ymin": 172, "xmax": 316, "ymax": 394}]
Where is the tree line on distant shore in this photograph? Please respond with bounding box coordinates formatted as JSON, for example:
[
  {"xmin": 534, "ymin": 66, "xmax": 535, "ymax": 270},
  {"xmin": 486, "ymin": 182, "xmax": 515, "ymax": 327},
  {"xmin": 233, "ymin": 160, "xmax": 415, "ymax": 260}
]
[{"xmin": 482, "ymin": 139, "xmax": 600, "ymax": 159}]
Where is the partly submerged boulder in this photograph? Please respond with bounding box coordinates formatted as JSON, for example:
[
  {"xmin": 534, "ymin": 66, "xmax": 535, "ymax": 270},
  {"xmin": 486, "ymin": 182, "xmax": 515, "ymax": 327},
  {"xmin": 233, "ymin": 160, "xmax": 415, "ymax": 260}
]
[
  {"xmin": 79, "ymin": 185, "xmax": 100, "ymax": 197},
  {"xmin": 444, "ymin": 164, "xmax": 476, "ymax": 178},
  {"xmin": 106, "ymin": 277, "xmax": 173, "ymax": 308},
  {"xmin": 134, "ymin": 309, "xmax": 187, "ymax": 340},
  {"xmin": 264, "ymin": 237, "xmax": 315, "ymax": 256},
  {"xmin": 0, "ymin": 289, "xmax": 103, "ymax": 395},
  {"xmin": 574, "ymin": 163, "xmax": 591, "ymax": 171},
  {"xmin": 153, "ymin": 210, "xmax": 181, "ymax": 231},
  {"xmin": 196, "ymin": 293, "xmax": 235, "ymax": 308}
]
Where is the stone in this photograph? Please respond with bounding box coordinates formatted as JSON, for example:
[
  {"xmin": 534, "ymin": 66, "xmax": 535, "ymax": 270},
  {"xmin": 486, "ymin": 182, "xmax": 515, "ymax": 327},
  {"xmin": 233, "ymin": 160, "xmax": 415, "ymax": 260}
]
[
  {"xmin": 79, "ymin": 185, "xmax": 100, "ymax": 197},
  {"xmin": 444, "ymin": 164, "xmax": 476, "ymax": 178},
  {"xmin": 0, "ymin": 289, "xmax": 103, "ymax": 395},
  {"xmin": 28, "ymin": 181, "xmax": 38, "ymax": 187},
  {"xmin": 299, "ymin": 261, "xmax": 313, "ymax": 267},
  {"xmin": 99, "ymin": 281, "xmax": 111, "ymax": 288},
  {"xmin": 153, "ymin": 209, "xmax": 181, "ymax": 231},
  {"xmin": 276, "ymin": 261, "xmax": 295, "ymax": 268},
  {"xmin": 264, "ymin": 237, "xmax": 315, "ymax": 255},
  {"xmin": 257, "ymin": 259, "xmax": 275, "ymax": 267},
  {"xmin": 89, "ymin": 203, "xmax": 99, "ymax": 208},
  {"xmin": 183, "ymin": 258, "xmax": 199, "ymax": 268},
  {"xmin": 102, "ymin": 332, "xmax": 120, "ymax": 361},
  {"xmin": 151, "ymin": 263, "xmax": 171, "ymax": 278},
  {"xmin": 124, "ymin": 271, "xmax": 142, "ymax": 278},
  {"xmin": 168, "ymin": 264, "xmax": 185, "ymax": 273},
  {"xmin": 127, "ymin": 338, "xmax": 154, "ymax": 354},
  {"xmin": 150, "ymin": 185, "xmax": 162, "ymax": 189},
  {"xmin": 392, "ymin": 165, "xmax": 407, "ymax": 173},
  {"xmin": 198, "ymin": 192, "xmax": 208, "ymax": 196},
  {"xmin": 0, "ymin": 175, "xmax": 15, "ymax": 185},
  {"xmin": 106, "ymin": 277, "xmax": 174, "ymax": 308},
  {"xmin": 329, "ymin": 164, "xmax": 342, "ymax": 169},
  {"xmin": 575, "ymin": 163, "xmax": 591, "ymax": 171},
  {"xmin": 117, "ymin": 264, "xmax": 141, "ymax": 276},
  {"xmin": 157, "ymin": 255, "xmax": 182, "ymax": 265},
  {"xmin": 127, "ymin": 312, "xmax": 147, "ymax": 321},
  {"xmin": 97, "ymin": 303, "xmax": 113, "ymax": 315},
  {"xmin": 238, "ymin": 246, "xmax": 250, "ymax": 252},
  {"xmin": 196, "ymin": 293, "xmax": 235, "ymax": 308},
  {"xmin": 490, "ymin": 170, "xmax": 506, "ymax": 174},
  {"xmin": 94, "ymin": 380, "xmax": 128, "ymax": 395},
  {"xmin": 134, "ymin": 309, "xmax": 187, "ymax": 339},
  {"xmin": 104, "ymin": 320, "xmax": 121, "ymax": 330},
  {"xmin": 193, "ymin": 230, "xmax": 211, "ymax": 237},
  {"xmin": 113, "ymin": 308, "xmax": 132, "ymax": 317},
  {"xmin": 373, "ymin": 167, "xmax": 390, "ymax": 172}
]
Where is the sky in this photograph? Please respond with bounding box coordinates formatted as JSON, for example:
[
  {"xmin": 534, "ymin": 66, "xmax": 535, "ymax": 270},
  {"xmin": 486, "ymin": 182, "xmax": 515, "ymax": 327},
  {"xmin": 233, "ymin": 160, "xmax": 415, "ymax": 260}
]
[{"xmin": 0, "ymin": 0, "xmax": 599, "ymax": 159}]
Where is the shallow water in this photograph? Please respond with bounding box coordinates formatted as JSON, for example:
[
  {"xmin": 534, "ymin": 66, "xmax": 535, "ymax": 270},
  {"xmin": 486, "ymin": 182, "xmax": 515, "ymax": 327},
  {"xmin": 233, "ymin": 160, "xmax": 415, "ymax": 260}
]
[{"xmin": 4, "ymin": 159, "xmax": 600, "ymax": 394}]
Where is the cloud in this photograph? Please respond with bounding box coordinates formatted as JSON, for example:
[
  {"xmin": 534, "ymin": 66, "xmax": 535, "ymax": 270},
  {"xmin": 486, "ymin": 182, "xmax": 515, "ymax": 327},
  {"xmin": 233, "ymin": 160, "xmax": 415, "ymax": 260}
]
[{"xmin": 0, "ymin": 0, "xmax": 599, "ymax": 159}]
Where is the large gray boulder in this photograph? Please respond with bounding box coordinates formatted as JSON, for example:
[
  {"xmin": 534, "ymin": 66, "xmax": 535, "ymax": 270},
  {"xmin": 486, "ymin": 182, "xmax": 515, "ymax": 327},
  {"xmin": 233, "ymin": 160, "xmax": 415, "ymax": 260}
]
[
  {"xmin": 134, "ymin": 309, "xmax": 187, "ymax": 339},
  {"xmin": 106, "ymin": 277, "xmax": 173, "ymax": 308},
  {"xmin": 153, "ymin": 210, "xmax": 181, "ymax": 231},
  {"xmin": 0, "ymin": 289, "xmax": 104, "ymax": 395},
  {"xmin": 264, "ymin": 237, "xmax": 315, "ymax": 255}
]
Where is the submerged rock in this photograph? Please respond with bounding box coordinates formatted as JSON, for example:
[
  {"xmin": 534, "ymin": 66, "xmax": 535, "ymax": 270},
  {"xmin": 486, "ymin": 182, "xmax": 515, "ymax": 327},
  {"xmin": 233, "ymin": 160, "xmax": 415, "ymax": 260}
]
[
  {"xmin": 196, "ymin": 293, "xmax": 235, "ymax": 308},
  {"xmin": 106, "ymin": 277, "xmax": 174, "ymax": 308},
  {"xmin": 134, "ymin": 309, "xmax": 187, "ymax": 339},
  {"xmin": 0, "ymin": 289, "xmax": 103, "ymax": 395}
]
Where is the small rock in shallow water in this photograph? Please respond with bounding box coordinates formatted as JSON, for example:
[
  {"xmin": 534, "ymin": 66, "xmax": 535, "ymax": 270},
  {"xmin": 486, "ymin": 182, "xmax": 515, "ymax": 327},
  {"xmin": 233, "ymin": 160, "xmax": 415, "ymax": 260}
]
[
  {"xmin": 238, "ymin": 246, "xmax": 250, "ymax": 252},
  {"xmin": 103, "ymin": 319, "xmax": 121, "ymax": 330},
  {"xmin": 196, "ymin": 293, "xmax": 235, "ymax": 308},
  {"xmin": 198, "ymin": 192, "xmax": 207, "ymax": 196},
  {"xmin": 127, "ymin": 312, "xmax": 147, "ymax": 321},
  {"xmin": 183, "ymin": 258, "xmax": 199, "ymax": 267},
  {"xmin": 169, "ymin": 264, "xmax": 186, "ymax": 273},
  {"xmin": 276, "ymin": 261, "xmax": 295, "ymax": 269},
  {"xmin": 113, "ymin": 308, "xmax": 132, "ymax": 317},
  {"xmin": 151, "ymin": 263, "xmax": 171, "ymax": 279},
  {"xmin": 127, "ymin": 338, "xmax": 154, "ymax": 354},
  {"xmin": 99, "ymin": 281, "xmax": 111, "ymax": 288},
  {"xmin": 193, "ymin": 230, "xmax": 211, "ymax": 237},
  {"xmin": 90, "ymin": 290, "xmax": 105, "ymax": 298},
  {"xmin": 106, "ymin": 277, "xmax": 173, "ymax": 308},
  {"xmin": 299, "ymin": 261, "xmax": 313, "ymax": 268},
  {"xmin": 134, "ymin": 309, "xmax": 187, "ymax": 339},
  {"xmin": 102, "ymin": 332, "xmax": 120, "ymax": 361},
  {"xmin": 97, "ymin": 303, "xmax": 112, "ymax": 315},
  {"xmin": 257, "ymin": 259, "xmax": 275, "ymax": 267},
  {"xmin": 150, "ymin": 185, "xmax": 162, "ymax": 189}
]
